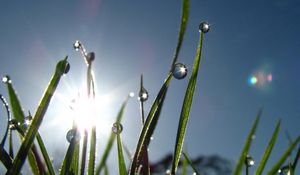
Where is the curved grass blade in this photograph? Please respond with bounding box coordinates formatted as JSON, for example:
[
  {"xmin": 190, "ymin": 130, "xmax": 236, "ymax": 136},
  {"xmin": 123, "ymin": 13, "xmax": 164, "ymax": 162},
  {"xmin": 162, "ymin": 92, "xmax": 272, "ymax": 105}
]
[
  {"xmin": 0, "ymin": 144, "xmax": 13, "ymax": 169},
  {"xmin": 169, "ymin": 0, "xmax": 190, "ymax": 71},
  {"xmin": 95, "ymin": 96, "xmax": 130, "ymax": 175},
  {"xmin": 255, "ymin": 120, "xmax": 281, "ymax": 175},
  {"xmin": 183, "ymin": 152, "xmax": 201, "ymax": 175},
  {"xmin": 233, "ymin": 109, "xmax": 262, "ymax": 175},
  {"xmin": 88, "ymin": 126, "xmax": 96, "ymax": 175},
  {"xmin": 7, "ymin": 56, "xmax": 69, "ymax": 175},
  {"xmin": 116, "ymin": 131, "xmax": 127, "ymax": 175},
  {"xmin": 292, "ymin": 146, "xmax": 300, "ymax": 172},
  {"xmin": 0, "ymin": 94, "xmax": 10, "ymax": 146},
  {"xmin": 267, "ymin": 136, "xmax": 300, "ymax": 175},
  {"xmin": 59, "ymin": 128, "xmax": 79, "ymax": 175},
  {"xmin": 129, "ymin": 73, "xmax": 173, "ymax": 174},
  {"xmin": 171, "ymin": 31, "xmax": 205, "ymax": 174}
]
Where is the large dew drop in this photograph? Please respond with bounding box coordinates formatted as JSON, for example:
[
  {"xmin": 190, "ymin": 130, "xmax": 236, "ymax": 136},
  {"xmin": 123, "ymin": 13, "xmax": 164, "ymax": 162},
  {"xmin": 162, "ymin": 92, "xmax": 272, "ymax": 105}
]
[
  {"xmin": 64, "ymin": 62, "xmax": 70, "ymax": 74},
  {"xmin": 9, "ymin": 119, "xmax": 19, "ymax": 130},
  {"xmin": 278, "ymin": 165, "xmax": 290, "ymax": 175},
  {"xmin": 2, "ymin": 75, "xmax": 11, "ymax": 84},
  {"xmin": 245, "ymin": 155, "xmax": 255, "ymax": 167},
  {"xmin": 199, "ymin": 21, "xmax": 210, "ymax": 33},
  {"xmin": 172, "ymin": 63, "xmax": 188, "ymax": 80},
  {"xmin": 66, "ymin": 129, "xmax": 81, "ymax": 143},
  {"xmin": 86, "ymin": 52, "xmax": 95, "ymax": 64},
  {"xmin": 73, "ymin": 40, "xmax": 81, "ymax": 51},
  {"xmin": 112, "ymin": 122, "xmax": 123, "ymax": 134}
]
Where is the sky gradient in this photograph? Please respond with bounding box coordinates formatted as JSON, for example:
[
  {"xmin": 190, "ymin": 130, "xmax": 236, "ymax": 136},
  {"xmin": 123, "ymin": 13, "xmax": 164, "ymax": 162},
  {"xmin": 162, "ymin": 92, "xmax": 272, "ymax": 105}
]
[{"xmin": 0, "ymin": 0, "xmax": 299, "ymax": 174}]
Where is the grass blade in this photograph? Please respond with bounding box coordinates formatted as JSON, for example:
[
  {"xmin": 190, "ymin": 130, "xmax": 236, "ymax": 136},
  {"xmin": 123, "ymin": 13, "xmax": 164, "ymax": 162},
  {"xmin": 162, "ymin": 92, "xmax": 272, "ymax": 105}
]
[
  {"xmin": 59, "ymin": 128, "xmax": 79, "ymax": 175},
  {"xmin": 182, "ymin": 153, "xmax": 187, "ymax": 175},
  {"xmin": 255, "ymin": 120, "xmax": 281, "ymax": 175},
  {"xmin": 129, "ymin": 73, "xmax": 173, "ymax": 174},
  {"xmin": 36, "ymin": 133, "xmax": 55, "ymax": 174},
  {"xmin": 95, "ymin": 95, "xmax": 130, "ymax": 175},
  {"xmin": 7, "ymin": 56, "xmax": 69, "ymax": 175},
  {"xmin": 88, "ymin": 126, "xmax": 96, "ymax": 175},
  {"xmin": 0, "ymin": 144, "xmax": 13, "ymax": 169},
  {"xmin": 233, "ymin": 109, "xmax": 262, "ymax": 175},
  {"xmin": 292, "ymin": 146, "xmax": 300, "ymax": 172},
  {"xmin": 183, "ymin": 152, "xmax": 201, "ymax": 175},
  {"xmin": 104, "ymin": 164, "xmax": 109, "ymax": 175},
  {"xmin": 171, "ymin": 30, "xmax": 205, "ymax": 174},
  {"xmin": 0, "ymin": 94, "xmax": 10, "ymax": 146},
  {"xmin": 80, "ymin": 130, "xmax": 88, "ymax": 175},
  {"xmin": 267, "ymin": 136, "xmax": 300, "ymax": 175},
  {"xmin": 169, "ymin": 0, "xmax": 190, "ymax": 71},
  {"xmin": 70, "ymin": 141, "xmax": 80, "ymax": 175},
  {"xmin": 116, "ymin": 129, "xmax": 127, "ymax": 175}
]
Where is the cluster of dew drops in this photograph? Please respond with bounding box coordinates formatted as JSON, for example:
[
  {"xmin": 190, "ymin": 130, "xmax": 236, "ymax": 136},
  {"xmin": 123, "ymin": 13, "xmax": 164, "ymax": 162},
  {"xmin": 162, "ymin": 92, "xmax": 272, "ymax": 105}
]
[{"xmin": 65, "ymin": 22, "xmax": 211, "ymax": 143}]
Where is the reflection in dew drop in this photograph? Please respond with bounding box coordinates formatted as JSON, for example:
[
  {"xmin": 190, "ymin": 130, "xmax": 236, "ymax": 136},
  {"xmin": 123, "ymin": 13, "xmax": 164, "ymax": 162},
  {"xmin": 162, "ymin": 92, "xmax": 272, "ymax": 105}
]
[
  {"xmin": 245, "ymin": 155, "xmax": 255, "ymax": 167},
  {"xmin": 138, "ymin": 87, "xmax": 149, "ymax": 102},
  {"xmin": 112, "ymin": 122, "xmax": 123, "ymax": 134},
  {"xmin": 9, "ymin": 119, "xmax": 19, "ymax": 130},
  {"xmin": 173, "ymin": 63, "xmax": 188, "ymax": 80},
  {"xmin": 2, "ymin": 75, "xmax": 11, "ymax": 84},
  {"xmin": 66, "ymin": 129, "xmax": 81, "ymax": 143},
  {"xmin": 199, "ymin": 21, "xmax": 210, "ymax": 33},
  {"xmin": 73, "ymin": 40, "xmax": 81, "ymax": 51}
]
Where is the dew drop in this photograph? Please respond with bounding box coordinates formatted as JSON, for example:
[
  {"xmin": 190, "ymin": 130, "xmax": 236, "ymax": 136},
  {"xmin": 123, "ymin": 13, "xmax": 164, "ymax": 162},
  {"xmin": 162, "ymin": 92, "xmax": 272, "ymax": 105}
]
[
  {"xmin": 86, "ymin": 52, "xmax": 95, "ymax": 64},
  {"xmin": 2, "ymin": 75, "xmax": 11, "ymax": 84},
  {"xmin": 192, "ymin": 172, "xmax": 197, "ymax": 175},
  {"xmin": 64, "ymin": 62, "xmax": 70, "ymax": 74},
  {"xmin": 138, "ymin": 87, "xmax": 149, "ymax": 102},
  {"xmin": 112, "ymin": 122, "xmax": 123, "ymax": 134},
  {"xmin": 73, "ymin": 40, "xmax": 81, "ymax": 51},
  {"xmin": 66, "ymin": 129, "xmax": 81, "ymax": 143},
  {"xmin": 172, "ymin": 63, "xmax": 188, "ymax": 80},
  {"xmin": 24, "ymin": 114, "xmax": 33, "ymax": 127},
  {"xmin": 278, "ymin": 165, "xmax": 290, "ymax": 175},
  {"xmin": 199, "ymin": 21, "xmax": 210, "ymax": 33},
  {"xmin": 165, "ymin": 169, "xmax": 171, "ymax": 175},
  {"xmin": 129, "ymin": 92, "xmax": 135, "ymax": 98},
  {"xmin": 245, "ymin": 155, "xmax": 255, "ymax": 167},
  {"xmin": 9, "ymin": 119, "xmax": 19, "ymax": 130}
]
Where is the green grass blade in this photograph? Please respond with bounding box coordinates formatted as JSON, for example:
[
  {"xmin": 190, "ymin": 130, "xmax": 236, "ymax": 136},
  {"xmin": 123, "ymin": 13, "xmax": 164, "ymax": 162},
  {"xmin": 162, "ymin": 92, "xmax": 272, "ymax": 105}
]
[
  {"xmin": 267, "ymin": 136, "xmax": 300, "ymax": 175},
  {"xmin": 36, "ymin": 133, "xmax": 55, "ymax": 174},
  {"xmin": 0, "ymin": 144, "xmax": 13, "ymax": 169},
  {"xmin": 182, "ymin": 153, "xmax": 187, "ymax": 175},
  {"xmin": 88, "ymin": 126, "xmax": 96, "ymax": 175},
  {"xmin": 95, "ymin": 96, "xmax": 130, "ymax": 175},
  {"xmin": 183, "ymin": 152, "xmax": 201, "ymax": 175},
  {"xmin": 70, "ymin": 141, "xmax": 80, "ymax": 175},
  {"xmin": 169, "ymin": 0, "xmax": 190, "ymax": 71},
  {"xmin": 129, "ymin": 73, "xmax": 173, "ymax": 174},
  {"xmin": 59, "ymin": 129, "xmax": 79, "ymax": 175},
  {"xmin": 104, "ymin": 164, "xmax": 109, "ymax": 175},
  {"xmin": 292, "ymin": 146, "xmax": 300, "ymax": 172},
  {"xmin": 233, "ymin": 109, "xmax": 262, "ymax": 175},
  {"xmin": 7, "ymin": 57, "xmax": 69, "ymax": 175},
  {"xmin": 116, "ymin": 131, "xmax": 127, "ymax": 175},
  {"xmin": 255, "ymin": 120, "xmax": 281, "ymax": 175},
  {"xmin": 171, "ymin": 31, "xmax": 205, "ymax": 174}
]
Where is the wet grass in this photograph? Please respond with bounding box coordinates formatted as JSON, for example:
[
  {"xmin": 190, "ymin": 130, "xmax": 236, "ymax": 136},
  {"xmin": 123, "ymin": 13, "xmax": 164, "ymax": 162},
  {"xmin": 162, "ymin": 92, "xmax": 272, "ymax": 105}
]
[{"xmin": 0, "ymin": 0, "xmax": 299, "ymax": 174}]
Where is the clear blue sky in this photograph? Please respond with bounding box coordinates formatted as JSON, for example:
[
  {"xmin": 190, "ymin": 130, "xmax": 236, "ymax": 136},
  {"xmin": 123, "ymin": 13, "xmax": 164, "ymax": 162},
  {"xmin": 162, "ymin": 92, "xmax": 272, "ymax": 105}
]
[{"xmin": 0, "ymin": 0, "xmax": 299, "ymax": 174}]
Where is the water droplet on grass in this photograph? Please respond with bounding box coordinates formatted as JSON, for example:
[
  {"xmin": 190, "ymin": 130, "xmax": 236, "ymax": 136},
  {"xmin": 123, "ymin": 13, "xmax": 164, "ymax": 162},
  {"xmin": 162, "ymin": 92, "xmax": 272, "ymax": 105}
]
[
  {"xmin": 173, "ymin": 63, "xmax": 188, "ymax": 79},
  {"xmin": 64, "ymin": 62, "xmax": 70, "ymax": 74},
  {"xmin": 24, "ymin": 114, "xmax": 33, "ymax": 127},
  {"xmin": 199, "ymin": 21, "xmax": 210, "ymax": 33},
  {"xmin": 2, "ymin": 75, "xmax": 11, "ymax": 84},
  {"xmin": 245, "ymin": 155, "xmax": 255, "ymax": 167},
  {"xmin": 9, "ymin": 119, "xmax": 19, "ymax": 130},
  {"xmin": 138, "ymin": 88, "xmax": 149, "ymax": 102},
  {"xmin": 73, "ymin": 40, "xmax": 81, "ymax": 51},
  {"xmin": 66, "ymin": 129, "xmax": 81, "ymax": 143},
  {"xmin": 86, "ymin": 52, "xmax": 95, "ymax": 64},
  {"xmin": 278, "ymin": 165, "xmax": 290, "ymax": 175},
  {"xmin": 112, "ymin": 122, "xmax": 123, "ymax": 134}
]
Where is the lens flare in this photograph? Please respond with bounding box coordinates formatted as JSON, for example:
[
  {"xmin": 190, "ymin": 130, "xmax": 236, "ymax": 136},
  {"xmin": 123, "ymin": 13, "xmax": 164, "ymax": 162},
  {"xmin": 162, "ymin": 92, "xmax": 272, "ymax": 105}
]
[{"xmin": 248, "ymin": 76, "xmax": 258, "ymax": 85}]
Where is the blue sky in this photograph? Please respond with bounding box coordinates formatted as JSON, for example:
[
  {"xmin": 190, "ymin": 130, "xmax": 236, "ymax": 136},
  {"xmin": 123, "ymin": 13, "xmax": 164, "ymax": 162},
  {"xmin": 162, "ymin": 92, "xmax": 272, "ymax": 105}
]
[{"xmin": 0, "ymin": 0, "xmax": 299, "ymax": 174}]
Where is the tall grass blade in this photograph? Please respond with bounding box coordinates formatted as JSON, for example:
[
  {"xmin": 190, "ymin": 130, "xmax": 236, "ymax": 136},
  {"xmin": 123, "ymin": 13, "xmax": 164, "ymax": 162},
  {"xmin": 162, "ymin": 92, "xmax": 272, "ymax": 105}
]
[
  {"xmin": 183, "ymin": 152, "xmax": 201, "ymax": 175},
  {"xmin": 88, "ymin": 126, "xmax": 96, "ymax": 175},
  {"xmin": 292, "ymin": 146, "xmax": 300, "ymax": 172},
  {"xmin": 233, "ymin": 109, "xmax": 262, "ymax": 175},
  {"xmin": 7, "ymin": 57, "xmax": 69, "ymax": 175},
  {"xmin": 171, "ymin": 30, "xmax": 205, "ymax": 174},
  {"xmin": 169, "ymin": 0, "xmax": 190, "ymax": 71},
  {"xmin": 255, "ymin": 119, "xmax": 281, "ymax": 175},
  {"xmin": 116, "ymin": 131, "xmax": 127, "ymax": 175},
  {"xmin": 70, "ymin": 138, "xmax": 80, "ymax": 175},
  {"xmin": 80, "ymin": 130, "xmax": 88, "ymax": 175},
  {"xmin": 36, "ymin": 133, "xmax": 55, "ymax": 174},
  {"xmin": 267, "ymin": 136, "xmax": 300, "ymax": 175},
  {"xmin": 95, "ymin": 96, "xmax": 130, "ymax": 175},
  {"xmin": 129, "ymin": 73, "xmax": 173, "ymax": 174},
  {"xmin": 182, "ymin": 153, "xmax": 187, "ymax": 175},
  {"xmin": 0, "ymin": 144, "xmax": 12, "ymax": 169}
]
